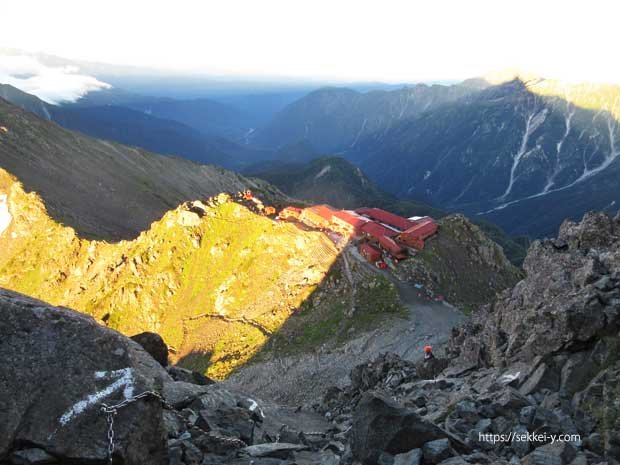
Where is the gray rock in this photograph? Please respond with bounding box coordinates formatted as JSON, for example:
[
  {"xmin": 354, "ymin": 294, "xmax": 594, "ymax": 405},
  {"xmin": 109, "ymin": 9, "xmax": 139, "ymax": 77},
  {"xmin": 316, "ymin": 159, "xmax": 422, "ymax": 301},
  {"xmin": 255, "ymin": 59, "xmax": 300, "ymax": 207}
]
[
  {"xmin": 436, "ymin": 459, "xmax": 470, "ymax": 465},
  {"xmin": 166, "ymin": 365, "xmax": 215, "ymax": 386},
  {"xmin": 519, "ymin": 364, "xmax": 560, "ymax": 396},
  {"xmin": 243, "ymin": 443, "xmax": 307, "ymax": 459},
  {"xmin": 294, "ymin": 450, "xmax": 340, "ymax": 465},
  {"xmin": 9, "ymin": 448, "xmax": 56, "ymax": 464},
  {"xmin": 519, "ymin": 406, "xmax": 536, "ymax": 426},
  {"xmin": 448, "ymin": 211, "xmax": 620, "ymax": 367},
  {"xmin": 522, "ymin": 442, "xmax": 576, "ymax": 465},
  {"xmin": 131, "ymin": 331, "xmax": 169, "ymax": 367},
  {"xmin": 393, "ymin": 449, "xmax": 422, "ymax": 465},
  {"xmin": 422, "ymin": 438, "xmax": 452, "ymax": 464},
  {"xmin": 454, "ymin": 400, "xmax": 479, "ymax": 422},
  {"xmin": 511, "ymin": 425, "xmax": 531, "ymax": 457},
  {"xmin": 351, "ymin": 392, "xmax": 450, "ymax": 465},
  {"xmin": 161, "ymin": 381, "xmax": 212, "ymax": 409},
  {"xmin": 0, "ymin": 289, "xmax": 169, "ymax": 465}
]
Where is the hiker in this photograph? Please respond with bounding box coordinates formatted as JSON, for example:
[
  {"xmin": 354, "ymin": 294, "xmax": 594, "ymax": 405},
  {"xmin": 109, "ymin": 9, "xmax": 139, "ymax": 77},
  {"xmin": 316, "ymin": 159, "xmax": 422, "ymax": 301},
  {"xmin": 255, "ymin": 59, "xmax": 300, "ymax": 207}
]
[{"xmin": 424, "ymin": 345, "xmax": 434, "ymax": 360}]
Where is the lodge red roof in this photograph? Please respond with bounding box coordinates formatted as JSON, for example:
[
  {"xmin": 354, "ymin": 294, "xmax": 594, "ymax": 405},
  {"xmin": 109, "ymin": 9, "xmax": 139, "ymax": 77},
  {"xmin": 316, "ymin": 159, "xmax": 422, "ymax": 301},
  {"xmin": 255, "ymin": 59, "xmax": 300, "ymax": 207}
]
[
  {"xmin": 359, "ymin": 242, "xmax": 382, "ymax": 261},
  {"xmin": 401, "ymin": 219, "xmax": 438, "ymax": 239},
  {"xmin": 360, "ymin": 221, "xmax": 398, "ymax": 238},
  {"xmin": 306, "ymin": 204, "xmax": 337, "ymax": 221},
  {"xmin": 355, "ymin": 208, "xmax": 415, "ymax": 231},
  {"xmin": 333, "ymin": 210, "xmax": 368, "ymax": 228},
  {"xmin": 377, "ymin": 235, "xmax": 407, "ymax": 259}
]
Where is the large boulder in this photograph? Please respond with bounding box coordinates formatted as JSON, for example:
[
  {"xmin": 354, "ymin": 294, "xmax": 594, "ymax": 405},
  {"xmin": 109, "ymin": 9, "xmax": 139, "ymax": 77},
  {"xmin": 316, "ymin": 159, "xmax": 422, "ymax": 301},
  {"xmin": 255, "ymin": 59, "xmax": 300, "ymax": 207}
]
[
  {"xmin": 0, "ymin": 289, "xmax": 170, "ymax": 464},
  {"xmin": 351, "ymin": 392, "xmax": 449, "ymax": 465},
  {"xmin": 131, "ymin": 331, "xmax": 169, "ymax": 367}
]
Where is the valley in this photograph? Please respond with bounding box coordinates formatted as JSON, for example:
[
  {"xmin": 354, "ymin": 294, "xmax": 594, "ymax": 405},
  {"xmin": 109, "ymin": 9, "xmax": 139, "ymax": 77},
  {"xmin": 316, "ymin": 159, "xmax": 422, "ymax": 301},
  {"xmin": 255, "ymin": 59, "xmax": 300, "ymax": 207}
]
[{"xmin": 1, "ymin": 43, "xmax": 619, "ymax": 465}]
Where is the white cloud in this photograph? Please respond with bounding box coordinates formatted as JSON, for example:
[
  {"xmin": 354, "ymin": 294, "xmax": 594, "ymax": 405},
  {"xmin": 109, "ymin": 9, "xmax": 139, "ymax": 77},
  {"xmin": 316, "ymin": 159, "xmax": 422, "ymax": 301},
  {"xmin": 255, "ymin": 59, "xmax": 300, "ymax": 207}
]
[
  {"xmin": 0, "ymin": 1, "xmax": 619, "ymax": 85},
  {"xmin": 0, "ymin": 54, "xmax": 111, "ymax": 104}
]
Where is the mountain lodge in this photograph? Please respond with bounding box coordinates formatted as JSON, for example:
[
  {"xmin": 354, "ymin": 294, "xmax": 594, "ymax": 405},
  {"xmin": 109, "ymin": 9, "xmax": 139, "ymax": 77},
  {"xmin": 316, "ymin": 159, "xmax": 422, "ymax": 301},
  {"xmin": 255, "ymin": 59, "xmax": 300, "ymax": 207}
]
[{"xmin": 278, "ymin": 204, "xmax": 438, "ymax": 265}]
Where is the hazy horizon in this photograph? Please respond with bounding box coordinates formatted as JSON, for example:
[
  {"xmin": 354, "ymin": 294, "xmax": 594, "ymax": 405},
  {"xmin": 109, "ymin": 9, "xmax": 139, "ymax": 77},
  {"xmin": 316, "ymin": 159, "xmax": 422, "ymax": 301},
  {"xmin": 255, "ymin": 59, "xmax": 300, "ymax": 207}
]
[{"xmin": 1, "ymin": 0, "xmax": 618, "ymax": 85}]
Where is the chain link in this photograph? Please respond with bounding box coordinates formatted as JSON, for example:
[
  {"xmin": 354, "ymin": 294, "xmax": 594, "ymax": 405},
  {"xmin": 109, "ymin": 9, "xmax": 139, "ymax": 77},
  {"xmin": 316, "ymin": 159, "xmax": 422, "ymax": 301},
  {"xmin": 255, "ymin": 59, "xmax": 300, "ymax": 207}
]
[
  {"xmin": 104, "ymin": 410, "xmax": 115, "ymax": 465},
  {"xmin": 99, "ymin": 390, "xmax": 246, "ymax": 464},
  {"xmin": 100, "ymin": 389, "xmax": 329, "ymax": 463}
]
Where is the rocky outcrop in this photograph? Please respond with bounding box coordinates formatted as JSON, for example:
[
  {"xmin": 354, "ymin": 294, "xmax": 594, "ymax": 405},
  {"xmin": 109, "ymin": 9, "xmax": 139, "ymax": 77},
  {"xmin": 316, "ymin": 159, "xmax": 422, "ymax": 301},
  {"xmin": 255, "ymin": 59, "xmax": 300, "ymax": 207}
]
[
  {"xmin": 312, "ymin": 212, "xmax": 620, "ymax": 465},
  {"xmin": 449, "ymin": 211, "xmax": 620, "ymax": 368},
  {"xmin": 0, "ymin": 288, "xmax": 341, "ymax": 465},
  {"xmin": 396, "ymin": 214, "xmax": 522, "ymax": 313},
  {"xmin": 131, "ymin": 332, "xmax": 170, "ymax": 367},
  {"xmin": 0, "ymin": 288, "xmax": 169, "ymax": 464}
]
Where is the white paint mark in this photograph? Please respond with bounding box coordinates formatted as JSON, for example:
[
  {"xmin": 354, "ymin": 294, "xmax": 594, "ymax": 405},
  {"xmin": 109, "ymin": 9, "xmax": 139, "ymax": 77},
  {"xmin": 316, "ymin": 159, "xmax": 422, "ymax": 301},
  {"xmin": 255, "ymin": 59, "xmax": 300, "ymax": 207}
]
[
  {"xmin": 499, "ymin": 371, "xmax": 520, "ymax": 384},
  {"xmin": 58, "ymin": 368, "xmax": 135, "ymax": 426},
  {"xmin": 0, "ymin": 194, "xmax": 12, "ymax": 236},
  {"xmin": 246, "ymin": 398, "xmax": 265, "ymax": 418}
]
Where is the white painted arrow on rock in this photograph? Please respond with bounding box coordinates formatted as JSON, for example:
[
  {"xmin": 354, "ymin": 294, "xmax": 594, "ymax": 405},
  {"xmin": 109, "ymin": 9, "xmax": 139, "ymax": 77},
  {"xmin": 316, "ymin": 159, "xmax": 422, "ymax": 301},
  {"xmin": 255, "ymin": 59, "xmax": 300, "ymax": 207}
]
[{"xmin": 58, "ymin": 368, "xmax": 135, "ymax": 426}]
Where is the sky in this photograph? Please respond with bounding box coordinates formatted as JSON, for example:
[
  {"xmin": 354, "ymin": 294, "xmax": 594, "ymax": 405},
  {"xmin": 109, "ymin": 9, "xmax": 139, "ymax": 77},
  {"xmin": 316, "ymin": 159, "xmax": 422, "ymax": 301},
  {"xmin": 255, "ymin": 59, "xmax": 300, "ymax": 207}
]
[{"xmin": 0, "ymin": 0, "xmax": 619, "ymax": 94}]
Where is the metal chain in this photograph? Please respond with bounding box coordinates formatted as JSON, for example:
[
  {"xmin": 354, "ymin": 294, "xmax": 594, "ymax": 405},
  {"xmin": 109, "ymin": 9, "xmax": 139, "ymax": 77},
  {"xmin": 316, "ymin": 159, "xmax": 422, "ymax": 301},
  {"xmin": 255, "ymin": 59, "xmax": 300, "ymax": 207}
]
[
  {"xmin": 99, "ymin": 390, "xmax": 246, "ymax": 464},
  {"xmin": 104, "ymin": 410, "xmax": 115, "ymax": 465}
]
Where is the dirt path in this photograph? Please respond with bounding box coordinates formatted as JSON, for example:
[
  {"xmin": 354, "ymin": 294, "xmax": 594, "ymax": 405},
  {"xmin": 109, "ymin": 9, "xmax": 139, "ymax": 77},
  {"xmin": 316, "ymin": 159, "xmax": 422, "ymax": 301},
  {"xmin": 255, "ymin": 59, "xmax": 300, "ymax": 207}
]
[{"xmin": 226, "ymin": 248, "xmax": 466, "ymax": 405}]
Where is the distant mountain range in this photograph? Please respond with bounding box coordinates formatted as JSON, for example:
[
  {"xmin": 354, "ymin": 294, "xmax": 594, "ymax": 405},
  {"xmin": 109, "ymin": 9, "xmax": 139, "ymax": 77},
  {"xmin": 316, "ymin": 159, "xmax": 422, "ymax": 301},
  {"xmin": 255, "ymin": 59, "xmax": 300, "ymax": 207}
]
[
  {"xmin": 3, "ymin": 69, "xmax": 619, "ymax": 239},
  {"xmin": 252, "ymin": 76, "xmax": 620, "ymax": 237},
  {"xmin": 0, "ymin": 84, "xmax": 269, "ymax": 170},
  {"xmin": 250, "ymin": 81, "xmax": 487, "ymax": 151}
]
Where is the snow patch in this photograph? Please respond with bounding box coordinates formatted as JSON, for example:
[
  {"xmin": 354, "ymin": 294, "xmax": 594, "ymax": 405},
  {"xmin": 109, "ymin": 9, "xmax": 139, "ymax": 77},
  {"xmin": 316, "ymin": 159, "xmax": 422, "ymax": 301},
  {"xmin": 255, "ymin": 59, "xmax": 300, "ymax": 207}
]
[
  {"xmin": 314, "ymin": 165, "xmax": 332, "ymax": 180},
  {"xmin": 0, "ymin": 194, "xmax": 11, "ymax": 236},
  {"xmin": 500, "ymin": 108, "xmax": 548, "ymax": 200}
]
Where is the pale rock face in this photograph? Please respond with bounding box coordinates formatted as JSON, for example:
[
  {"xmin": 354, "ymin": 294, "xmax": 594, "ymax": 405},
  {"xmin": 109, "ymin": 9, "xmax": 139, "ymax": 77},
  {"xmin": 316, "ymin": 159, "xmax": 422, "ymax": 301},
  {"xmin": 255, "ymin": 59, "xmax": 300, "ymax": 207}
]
[
  {"xmin": 177, "ymin": 210, "xmax": 201, "ymax": 227},
  {"xmin": 0, "ymin": 193, "xmax": 11, "ymax": 236}
]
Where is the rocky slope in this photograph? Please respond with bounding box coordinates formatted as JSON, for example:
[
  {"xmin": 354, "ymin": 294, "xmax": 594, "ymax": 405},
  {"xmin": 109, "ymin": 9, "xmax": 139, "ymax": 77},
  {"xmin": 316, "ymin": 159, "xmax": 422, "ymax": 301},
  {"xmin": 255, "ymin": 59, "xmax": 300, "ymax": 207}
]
[
  {"xmin": 4, "ymin": 211, "xmax": 619, "ymax": 465},
  {"xmin": 0, "ymin": 288, "xmax": 338, "ymax": 465},
  {"xmin": 226, "ymin": 215, "xmax": 520, "ymax": 404},
  {"xmin": 395, "ymin": 214, "xmax": 524, "ymax": 313},
  {"xmin": 0, "ymin": 97, "xmax": 281, "ymax": 240},
  {"xmin": 313, "ymin": 211, "xmax": 620, "ymax": 465},
  {"xmin": 0, "ymin": 165, "xmax": 519, "ymax": 383},
  {"xmin": 0, "ymin": 169, "xmax": 340, "ymax": 379}
]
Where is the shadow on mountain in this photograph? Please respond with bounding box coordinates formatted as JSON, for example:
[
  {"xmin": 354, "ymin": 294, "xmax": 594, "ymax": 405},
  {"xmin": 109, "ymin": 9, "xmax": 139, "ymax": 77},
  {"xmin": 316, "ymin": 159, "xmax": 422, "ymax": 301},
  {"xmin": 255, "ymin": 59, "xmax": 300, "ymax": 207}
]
[
  {"xmin": 349, "ymin": 78, "xmax": 620, "ymax": 238},
  {"xmin": 0, "ymin": 97, "xmax": 261, "ymax": 241}
]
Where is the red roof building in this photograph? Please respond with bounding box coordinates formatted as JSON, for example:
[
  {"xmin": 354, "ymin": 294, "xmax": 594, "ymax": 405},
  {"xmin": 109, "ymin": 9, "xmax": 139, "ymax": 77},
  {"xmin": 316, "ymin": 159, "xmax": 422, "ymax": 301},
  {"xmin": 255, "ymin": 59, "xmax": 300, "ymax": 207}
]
[
  {"xmin": 300, "ymin": 204, "xmax": 337, "ymax": 228},
  {"xmin": 377, "ymin": 235, "xmax": 407, "ymax": 260},
  {"xmin": 359, "ymin": 242, "xmax": 382, "ymax": 262},
  {"xmin": 331, "ymin": 210, "xmax": 369, "ymax": 237},
  {"xmin": 398, "ymin": 219, "xmax": 438, "ymax": 249},
  {"xmin": 360, "ymin": 221, "xmax": 398, "ymax": 238},
  {"xmin": 355, "ymin": 208, "xmax": 415, "ymax": 232},
  {"xmin": 279, "ymin": 206, "xmax": 302, "ymax": 219}
]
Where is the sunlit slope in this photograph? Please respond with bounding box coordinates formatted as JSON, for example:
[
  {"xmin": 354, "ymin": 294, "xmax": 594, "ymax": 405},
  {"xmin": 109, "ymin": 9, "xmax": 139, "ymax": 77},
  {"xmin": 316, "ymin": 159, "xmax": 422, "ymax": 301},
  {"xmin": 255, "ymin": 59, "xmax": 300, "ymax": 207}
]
[
  {"xmin": 0, "ymin": 97, "xmax": 284, "ymax": 241},
  {"xmin": 485, "ymin": 71, "xmax": 620, "ymax": 119},
  {"xmin": 0, "ymin": 169, "xmax": 339, "ymax": 378}
]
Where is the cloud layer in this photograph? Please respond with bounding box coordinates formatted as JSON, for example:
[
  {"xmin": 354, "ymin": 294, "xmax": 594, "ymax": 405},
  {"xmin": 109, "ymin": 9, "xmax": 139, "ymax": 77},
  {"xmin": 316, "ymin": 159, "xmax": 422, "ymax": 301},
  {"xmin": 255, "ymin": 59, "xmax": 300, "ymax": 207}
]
[{"xmin": 0, "ymin": 54, "xmax": 111, "ymax": 104}]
